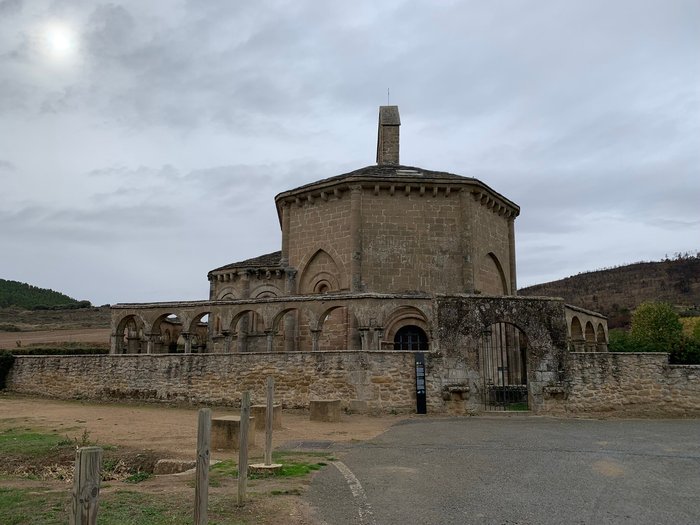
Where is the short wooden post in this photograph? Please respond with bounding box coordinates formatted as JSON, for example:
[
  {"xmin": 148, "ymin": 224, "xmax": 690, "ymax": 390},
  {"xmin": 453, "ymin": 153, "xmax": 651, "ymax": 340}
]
[
  {"xmin": 265, "ymin": 377, "xmax": 274, "ymax": 465},
  {"xmin": 238, "ymin": 391, "xmax": 251, "ymax": 506},
  {"xmin": 194, "ymin": 408, "xmax": 211, "ymax": 525},
  {"xmin": 70, "ymin": 446, "xmax": 102, "ymax": 525}
]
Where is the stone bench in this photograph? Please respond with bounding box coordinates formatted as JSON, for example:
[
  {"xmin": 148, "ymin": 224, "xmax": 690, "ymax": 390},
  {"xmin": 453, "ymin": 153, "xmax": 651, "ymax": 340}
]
[
  {"xmin": 211, "ymin": 415, "xmax": 255, "ymax": 450},
  {"xmin": 309, "ymin": 399, "xmax": 341, "ymax": 422},
  {"xmin": 250, "ymin": 404, "xmax": 283, "ymax": 431}
]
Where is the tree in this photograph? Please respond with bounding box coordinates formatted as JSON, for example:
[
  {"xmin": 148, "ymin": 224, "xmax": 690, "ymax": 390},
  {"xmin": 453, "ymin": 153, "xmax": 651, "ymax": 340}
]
[{"xmin": 629, "ymin": 302, "xmax": 683, "ymax": 353}]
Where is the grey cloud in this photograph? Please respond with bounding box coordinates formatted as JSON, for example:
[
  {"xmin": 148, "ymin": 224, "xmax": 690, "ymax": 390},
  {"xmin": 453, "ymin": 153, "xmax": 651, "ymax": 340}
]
[
  {"xmin": 0, "ymin": 0, "xmax": 21, "ymax": 16},
  {"xmin": 0, "ymin": 159, "xmax": 16, "ymax": 170}
]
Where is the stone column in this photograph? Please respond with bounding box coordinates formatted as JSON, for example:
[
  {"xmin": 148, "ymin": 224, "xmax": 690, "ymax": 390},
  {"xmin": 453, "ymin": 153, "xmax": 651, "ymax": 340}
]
[
  {"xmin": 240, "ymin": 270, "xmax": 251, "ymax": 299},
  {"xmin": 280, "ymin": 201, "xmax": 290, "ymax": 266},
  {"xmin": 508, "ymin": 216, "xmax": 517, "ymax": 295},
  {"xmin": 109, "ymin": 334, "xmax": 119, "ymax": 355},
  {"xmin": 127, "ymin": 332, "xmax": 140, "ymax": 354},
  {"xmin": 374, "ymin": 328, "xmax": 385, "ymax": 350},
  {"xmin": 311, "ymin": 329, "xmax": 321, "ymax": 352},
  {"xmin": 182, "ymin": 332, "xmax": 192, "ymax": 354},
  {"xmin": 460, "ymin": 188, "xmax": 475, "ymax": 293},
  {"xmin": 285, "ymin": 268, "xmax": 297, "ymax": 295},
  {"xmin": 265, "ymin": 330, "xmax": 275, "ymax": 353},
  {"xmin": 358, "ymin": 328, "xmax": 369, "ymax": 351},
  {"xmin": 350, "ymin": 185, "xmax": 363, "ymax": 292},
  {"xmin": 284, "ymin": 312, "xmax": 296, "ymax": 352},
  {"xmin": 223, "ymin": 330, "xmax": 232, "ymax": 353}
]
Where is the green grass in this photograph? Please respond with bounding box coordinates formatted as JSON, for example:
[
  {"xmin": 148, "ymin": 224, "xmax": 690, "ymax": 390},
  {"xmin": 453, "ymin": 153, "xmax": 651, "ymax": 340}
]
[
  {"xmin": 0, "ymin": 487, "xmax": 252, "ymax": 525},
  {"xmin": 0, "ymin": 428, "xmax": 72, "ymax": 456},
  {"xmin": 210, "ymin": 452, "xmax": 331, "ymax": 482},
  {"xmin": 0, "ymin": 487, "xmax": 67, "ymax": 525}
]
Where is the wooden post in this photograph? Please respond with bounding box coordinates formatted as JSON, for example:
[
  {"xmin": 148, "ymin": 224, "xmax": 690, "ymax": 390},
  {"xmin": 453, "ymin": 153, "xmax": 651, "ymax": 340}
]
[
  {"xmin": 265, "ymin": 377, "xmax": 274, "ymax": 465},
  {"xmin": 194, "ymin": 408, "xmax": 211, "ymax": 525},
  {"xmin": 238, "ymin": 391, "xmax": 251, "ymax": 506},
  {"xmin": 70, "ymin": 446, "xmax": 102, "ymax": 525}
]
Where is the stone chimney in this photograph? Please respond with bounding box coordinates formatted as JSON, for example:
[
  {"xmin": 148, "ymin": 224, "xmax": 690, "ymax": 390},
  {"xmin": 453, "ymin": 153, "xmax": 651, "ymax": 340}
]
[{"xmin": 376, "ymin": 105, "xmax": 400, "ymax": 165}]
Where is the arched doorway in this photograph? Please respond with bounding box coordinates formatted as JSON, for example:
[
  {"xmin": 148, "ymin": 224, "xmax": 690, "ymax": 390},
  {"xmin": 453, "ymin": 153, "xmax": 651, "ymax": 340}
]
[
  {"xmin": 480, "ymin": 322, "xmax": 528, "ymax": 411},
  {"xmin": 393, "ymin": 325, "xmax": 429, "ymax": 351}
]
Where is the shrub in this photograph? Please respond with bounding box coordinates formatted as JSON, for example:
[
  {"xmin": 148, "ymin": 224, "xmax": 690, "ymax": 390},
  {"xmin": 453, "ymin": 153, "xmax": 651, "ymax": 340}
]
[
  {"xmin": 0, "ymin": 351, "xmax": 15, "ymax": 389},
  {"xmin": 670, "ymin": 337, "xmax": 700, "ymax": 365},
  {"xmin": 629, "ymin": 302, "xmax": 683, "ymax": 353},
  {"xmin": 608, "ymin": 329, "xmax": 633, "ymax": 352}
]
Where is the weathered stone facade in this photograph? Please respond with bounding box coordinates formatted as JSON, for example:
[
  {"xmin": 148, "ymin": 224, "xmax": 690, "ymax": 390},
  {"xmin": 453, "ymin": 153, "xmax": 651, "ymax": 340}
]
[{"xmin": 76, "ymin": 105, "xmax": 689, "ymax": 415}]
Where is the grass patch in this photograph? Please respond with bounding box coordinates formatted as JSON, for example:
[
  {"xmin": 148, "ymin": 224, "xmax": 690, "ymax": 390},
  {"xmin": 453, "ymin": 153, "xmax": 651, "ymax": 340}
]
[
  {"xmin": 0, "ymin": 487, "xmax": 67, "ymax": 525},
  {"xmin": 124, "ymin": 471, "xmax": 151, "ymax": 484},
  {"xmin": 0, "ymin": 428, "xmax": 72, "ymax": 456},
  {"xmin": 210, "ymin": 453, "xmax": 331, "ymax": 482},
  {"xmin": 0, "ymin": 487, "xmax": 258, "ymax": 525}
]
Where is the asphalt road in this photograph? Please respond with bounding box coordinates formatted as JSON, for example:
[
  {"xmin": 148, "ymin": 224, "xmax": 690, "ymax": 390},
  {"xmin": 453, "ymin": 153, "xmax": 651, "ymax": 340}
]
[{"xmin": 307, "ymin": 416, "xmax": 700, "ymax": 525}]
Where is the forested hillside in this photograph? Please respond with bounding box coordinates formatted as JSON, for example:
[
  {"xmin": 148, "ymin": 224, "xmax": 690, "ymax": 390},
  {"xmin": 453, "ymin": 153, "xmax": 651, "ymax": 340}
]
[
  {"xmin": 0, "ymin": 279, "xmax": 89, "ymax": 309},
  {"xmin": 519, "ymin": 254, "xmax": 700, "ymax": 328}
]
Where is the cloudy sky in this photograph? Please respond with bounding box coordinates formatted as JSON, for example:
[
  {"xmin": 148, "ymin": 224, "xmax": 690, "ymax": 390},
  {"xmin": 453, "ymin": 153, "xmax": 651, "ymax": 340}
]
[{"xmin": 1, "ymin": 0, "xmax": 698, "ymax": 306}]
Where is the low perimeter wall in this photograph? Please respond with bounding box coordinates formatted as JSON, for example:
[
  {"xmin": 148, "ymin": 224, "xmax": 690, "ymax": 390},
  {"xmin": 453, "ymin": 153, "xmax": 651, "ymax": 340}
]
[
  {"xmin": 6, "ymin": 351, "xmax": 700, "ymax": 417},
  {"xmin": 6, "ymin": 351, "xmax": 432, "ymax": 413},
  {"xmin": 545, "ymin": 353, "xmax": 700, "ymax": 417}
]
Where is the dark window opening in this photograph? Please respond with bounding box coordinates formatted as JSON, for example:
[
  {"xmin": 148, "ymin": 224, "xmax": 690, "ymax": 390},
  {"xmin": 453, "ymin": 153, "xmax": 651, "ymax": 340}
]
[{"xmin": 394, "ymin": 325, "xmax": 428, "ymax": 351}]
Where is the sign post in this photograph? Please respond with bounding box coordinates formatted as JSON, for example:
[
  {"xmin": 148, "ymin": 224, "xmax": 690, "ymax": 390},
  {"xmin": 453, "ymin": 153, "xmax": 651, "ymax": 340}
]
[{"xmin": 414, "ymin": 352, "xmax": 427, "ymax": 414}]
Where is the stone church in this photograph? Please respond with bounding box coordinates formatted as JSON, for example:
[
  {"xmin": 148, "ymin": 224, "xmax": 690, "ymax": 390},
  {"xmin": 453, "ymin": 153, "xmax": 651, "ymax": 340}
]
[{"xmin": 110, "ymin": 107, "xmax": 609, "ymax": 412}]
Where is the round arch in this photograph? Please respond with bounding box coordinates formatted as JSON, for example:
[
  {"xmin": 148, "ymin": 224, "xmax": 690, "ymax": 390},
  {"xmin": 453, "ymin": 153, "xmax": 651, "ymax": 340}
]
[
  {"xmin": 570, "ymin": 316, "xmax": 584, "ymax": 351},
  {"xmin": 393, "ymin": 325, "xmax": 429, "ymax": 351},
  {"xmin": 384, "ymin": 306, "xmax": 430, "ymax": 350}
]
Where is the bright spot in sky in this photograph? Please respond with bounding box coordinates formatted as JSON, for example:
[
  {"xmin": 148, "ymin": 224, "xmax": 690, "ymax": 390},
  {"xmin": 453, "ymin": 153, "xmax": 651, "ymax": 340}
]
[{"xmin": 44, "ymin": 23, "xmax": 77, "ymax": 60}]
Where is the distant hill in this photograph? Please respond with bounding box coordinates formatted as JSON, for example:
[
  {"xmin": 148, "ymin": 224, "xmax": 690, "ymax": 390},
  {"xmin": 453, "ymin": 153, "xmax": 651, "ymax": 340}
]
[
  {"xmin": 0, "ymin": 279, "xmax": 90, "ymax": 310},
  {"xmin": 519, "ymin": 254, "xmax": 700, "ymax": 328}
]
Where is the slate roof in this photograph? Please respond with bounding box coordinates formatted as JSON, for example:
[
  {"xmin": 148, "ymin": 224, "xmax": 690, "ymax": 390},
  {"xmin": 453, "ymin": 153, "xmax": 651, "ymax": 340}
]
[
  {"xmin": 278, "ymin": 164, "xmax": 472, "ymax": 197},
  {"xmin": 210, "ymin": 251, "xmax": 282, "ymax": 273}
]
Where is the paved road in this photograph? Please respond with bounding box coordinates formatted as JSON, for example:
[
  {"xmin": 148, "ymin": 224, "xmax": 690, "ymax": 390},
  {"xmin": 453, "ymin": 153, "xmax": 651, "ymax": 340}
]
[{"xmin": 307, "ymin": 416, "xmax": 700, "ymax": 525}]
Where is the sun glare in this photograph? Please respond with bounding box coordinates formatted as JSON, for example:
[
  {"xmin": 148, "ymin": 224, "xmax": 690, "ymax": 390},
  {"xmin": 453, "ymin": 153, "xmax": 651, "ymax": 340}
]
[{"xmin": 44, "ymin": 23, "xmax": 77, "ymax": 60}]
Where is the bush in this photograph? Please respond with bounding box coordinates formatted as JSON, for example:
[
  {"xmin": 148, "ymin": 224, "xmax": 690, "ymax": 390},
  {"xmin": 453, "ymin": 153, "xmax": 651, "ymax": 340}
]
[
  {"xmin": 670, "ymin": 337, "xmax": 700, "ymax": 365},
  {"xmin": 0, "ymin": 351, "xmax": 15, "ymax": 389},
  {"xmin": 608, "ymin": 329, "xmax": 634, "ymax": 352},
  {"xmin": 629, "ymin": 302, "xmax": 683, "ymax": 353}
]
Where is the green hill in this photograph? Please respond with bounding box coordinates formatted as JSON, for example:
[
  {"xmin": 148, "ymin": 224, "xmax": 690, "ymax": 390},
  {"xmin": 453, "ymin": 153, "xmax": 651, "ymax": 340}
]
[
  {"xmin": 0, "ymin": 279, "xmax": 90, "ymax": 310},
  {"xmin": 519, "ymin": 253, "xmax": 700, "ymax": 328}
]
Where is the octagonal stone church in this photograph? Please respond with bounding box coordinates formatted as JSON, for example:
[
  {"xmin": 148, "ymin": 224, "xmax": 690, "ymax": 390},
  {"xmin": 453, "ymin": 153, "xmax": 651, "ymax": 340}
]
[{"xmin": 111, "ymin": 107, "xmax": 608, "ymax": 413}]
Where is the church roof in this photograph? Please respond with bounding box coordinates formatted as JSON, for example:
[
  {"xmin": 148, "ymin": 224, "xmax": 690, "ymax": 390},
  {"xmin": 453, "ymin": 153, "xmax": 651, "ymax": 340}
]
[
  {"xmin": 277, "ymin": 164, "xmax": 473, "ymax": 198},
  {"xmin": 210, "ymin": 251, "xmax": 282, "ymax": 273}
]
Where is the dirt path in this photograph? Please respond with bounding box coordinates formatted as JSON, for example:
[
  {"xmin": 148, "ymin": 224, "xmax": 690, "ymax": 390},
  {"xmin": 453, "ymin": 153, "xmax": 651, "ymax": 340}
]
[
  {"xmin": 0, "ymin": 395, "xmax": 405, "ymax": 460},
  {"xmin": 0, "ymin": 328, "xmax": 110, "ymax": 349}
]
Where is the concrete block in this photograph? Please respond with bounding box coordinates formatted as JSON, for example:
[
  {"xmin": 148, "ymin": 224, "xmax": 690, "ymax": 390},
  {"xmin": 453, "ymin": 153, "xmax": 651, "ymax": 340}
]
[
  {"xmin": 211, "ymin": 415, "xmax": 255, "ymax": 450},
  {"xmin": 310, "ymin": 399, "xmax": 341, "ymax": 422},
  {"xmin": 250, "ymin": 404, "xmax": 283, "ymax": 431}
]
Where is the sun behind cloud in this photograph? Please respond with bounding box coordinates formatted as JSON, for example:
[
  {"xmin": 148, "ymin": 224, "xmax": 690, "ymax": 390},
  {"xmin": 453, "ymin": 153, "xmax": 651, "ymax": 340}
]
[{"xmin": 43, "ymin": 22, "xmax": 78, "ymax": 61}]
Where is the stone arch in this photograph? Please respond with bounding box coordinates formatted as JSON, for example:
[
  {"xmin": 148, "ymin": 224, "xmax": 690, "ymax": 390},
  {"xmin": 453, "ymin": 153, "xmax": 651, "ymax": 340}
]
[
  {"xmin": 147, "ymin": 312, "xmax": 184, "ymax": 354},
  {"xmin": 270, "ymin": 306, "xmax": 303, "ymax": 352},
  {"xmin": 216, "ymin": 287, "xmax": 236, "ymax": 300},
  {"xmin": 298, "ymin": 247, "xmax": 345, "ymax": 293},
  {"xmin": 384, "ymin": 306, "xmax": 431, "ymax": 350},
  {"xmin": 570, "ymin": 316, "xmax": 584, "ymax": 352},
  {"xmin": 229, "ymin": 308, "xmax": 263, "ymax": 353},
  {"xmin": 596, "ymin": 322, "xmax": 607, "ymax": 351},
  {"xmin": 476, "ymin": 252, "xmax": 508, "ymax": 295},
  {"xmin": 585, "ymin": 321, "xmax": 596, "ymax": 352},
  {"xmin": 114, "ymin": 313, "xmax": 147, "ymax": 354},
  {"xmin": 480, "ymin": 321, "xmax": 529, "ymax": 408},
  {"xmin": 187, "ymin": 311, "xmax": 211, "ymax": 353},
  {"xmin": 313, "ymin": 304, "xmax": 352, "ymax": 351}
]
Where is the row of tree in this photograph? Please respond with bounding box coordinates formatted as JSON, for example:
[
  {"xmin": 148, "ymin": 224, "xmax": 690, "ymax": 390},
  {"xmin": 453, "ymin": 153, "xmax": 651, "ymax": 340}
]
[
  {"xmin": 0, "ymin": 279, "xmax": 91, "ymax": 310},
  {"xmin": 608, "ymin": 302, "xmax": 700, "ymax": 364}
]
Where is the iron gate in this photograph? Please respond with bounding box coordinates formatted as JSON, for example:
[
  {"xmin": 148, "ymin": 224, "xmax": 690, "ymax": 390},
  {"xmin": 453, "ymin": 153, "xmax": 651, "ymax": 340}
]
[{"xmin": 480, "ymin": 322, "xmax": 529, "ymax": 411}]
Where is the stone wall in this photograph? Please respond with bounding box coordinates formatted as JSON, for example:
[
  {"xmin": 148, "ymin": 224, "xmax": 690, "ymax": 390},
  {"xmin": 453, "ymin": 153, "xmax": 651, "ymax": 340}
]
[
  {"xmin": 6, "ymin": 351, "xmax": 436, "ymax": 413},
  {"xmin": 545, "ymin": 352, "xmax": 700, "ymax": 417}
]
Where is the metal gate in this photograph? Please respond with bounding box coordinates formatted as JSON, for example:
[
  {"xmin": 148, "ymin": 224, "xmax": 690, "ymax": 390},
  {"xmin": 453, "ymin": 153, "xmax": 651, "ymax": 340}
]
[{"xmin": 480, "ymin": 322, "xmax": 529, "ymax": 411}]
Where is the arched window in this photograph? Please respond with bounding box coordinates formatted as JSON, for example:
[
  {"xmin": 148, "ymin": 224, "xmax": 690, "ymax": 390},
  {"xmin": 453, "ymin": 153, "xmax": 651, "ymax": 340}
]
[{"xmin": 393, "ymin": 325, "xmax": 429, "ymax": 351}]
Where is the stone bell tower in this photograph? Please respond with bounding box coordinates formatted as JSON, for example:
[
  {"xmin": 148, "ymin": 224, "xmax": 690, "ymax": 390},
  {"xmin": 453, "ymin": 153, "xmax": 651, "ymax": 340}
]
[{"xmin": 376, "ymin": 105, "xmax": 400, "ymax": 165}]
